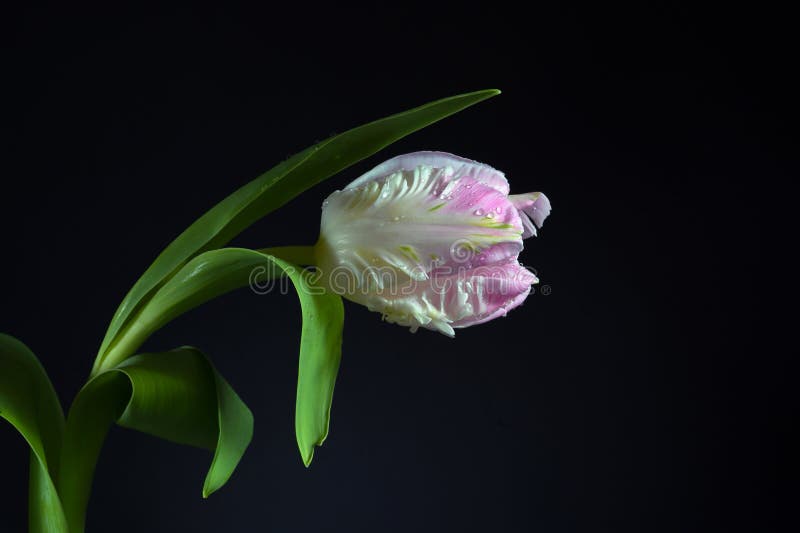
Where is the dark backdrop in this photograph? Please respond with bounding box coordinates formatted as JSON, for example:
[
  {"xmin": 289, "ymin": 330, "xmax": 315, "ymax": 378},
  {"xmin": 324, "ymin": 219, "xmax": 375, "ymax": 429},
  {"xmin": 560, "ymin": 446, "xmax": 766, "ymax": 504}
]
[{"xmin": 1, "ymin": 3, "xmax": 790, "ymax": 532}]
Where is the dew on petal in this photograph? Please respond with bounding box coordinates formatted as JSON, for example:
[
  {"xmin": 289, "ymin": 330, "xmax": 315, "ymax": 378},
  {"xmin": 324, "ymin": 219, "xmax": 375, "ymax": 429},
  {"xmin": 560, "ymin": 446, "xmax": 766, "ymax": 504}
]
[{"xmin": 474, "ymin": 208, "xmax": 484, "ymax": 216}]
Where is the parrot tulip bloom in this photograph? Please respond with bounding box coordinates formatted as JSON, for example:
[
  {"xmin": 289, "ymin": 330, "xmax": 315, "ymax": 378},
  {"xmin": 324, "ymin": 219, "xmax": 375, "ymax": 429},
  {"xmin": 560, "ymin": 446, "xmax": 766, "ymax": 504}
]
[{"xmin": 314, "ymin": 152, "xmax": 551, "ymax": 336}]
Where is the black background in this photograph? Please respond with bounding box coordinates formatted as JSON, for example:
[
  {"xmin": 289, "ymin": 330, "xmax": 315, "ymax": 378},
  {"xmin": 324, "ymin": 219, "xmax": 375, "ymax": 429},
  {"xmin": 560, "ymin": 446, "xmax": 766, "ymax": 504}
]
[{"xmin": 0, "ymin": 3, "xmax": 791, "ymax": 532}]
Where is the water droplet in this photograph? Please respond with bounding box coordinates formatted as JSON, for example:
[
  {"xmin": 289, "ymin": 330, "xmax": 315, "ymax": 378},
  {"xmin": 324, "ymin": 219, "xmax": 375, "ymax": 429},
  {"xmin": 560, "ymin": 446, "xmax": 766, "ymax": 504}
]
[
  {"xmin": 392, "ymin": 215, "xmax": 401, "ymax": 222},
  {"xmin": 486, "ymin": 212, "xmax": 495, "ymax": 219},
  {"xmin": 439, "ymin": 193, "xmax": 448, "ymax": 200},
  {"xmin": 495, "ymin": 206, "xmax": 503, "ymax": 214},
  {"xmin": 465, "ymin": 183, "xmax": 473, "ymax": 189},
  {"xmin": 474, "ymin": 208, "xmax": 484, "ymax": 216}
]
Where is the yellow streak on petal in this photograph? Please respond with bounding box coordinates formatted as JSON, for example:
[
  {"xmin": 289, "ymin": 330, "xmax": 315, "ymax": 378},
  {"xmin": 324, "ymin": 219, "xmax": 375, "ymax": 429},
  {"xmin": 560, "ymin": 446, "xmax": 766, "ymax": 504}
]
[{"xmin": 398, "ymin": 245, "xmax": 420, "ymax": 262}]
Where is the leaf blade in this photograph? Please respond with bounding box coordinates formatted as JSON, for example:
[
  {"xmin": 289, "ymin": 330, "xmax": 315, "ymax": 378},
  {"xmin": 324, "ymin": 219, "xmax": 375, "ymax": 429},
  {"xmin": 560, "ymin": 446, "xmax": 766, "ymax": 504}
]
[
  {"xmin": 290, "ymin": 266, "xmax": 344, "ymax": 467},
  {"xmin": 0, "ymin": 333, "xmax": 68, "ymax": 533},
  {"xmin": 104, "ymin": 247, "xmax": 345, "ymax": 465},
  {"xmin": 29, "ymin": 454, "xmax": 70, "ymax": 533}
]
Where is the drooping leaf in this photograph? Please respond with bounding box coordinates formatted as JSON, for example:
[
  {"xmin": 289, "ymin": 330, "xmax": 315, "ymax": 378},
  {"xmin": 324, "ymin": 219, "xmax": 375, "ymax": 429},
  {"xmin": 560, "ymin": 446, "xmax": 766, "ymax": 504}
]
[
  {"xmin": 58, "ymin": 347, "xmax": 253, "ymax": 533},
  {"xmin": 146, "ymin": 248, "xmax": 343, "ymax": 466},
  {"xmin": 94, "ymin": 89, "xmax": 500, "ymax": 374},
  {"xmin": 290, "ymin": 265, "xmax": 344, "ymax": 467},
  {"xmin": 0, "ymin": 333, "xmax": 68, "ymax": 533},
  {"xmin": 89, "ymin": 247, "xmax": 343, "ymax": 465}
]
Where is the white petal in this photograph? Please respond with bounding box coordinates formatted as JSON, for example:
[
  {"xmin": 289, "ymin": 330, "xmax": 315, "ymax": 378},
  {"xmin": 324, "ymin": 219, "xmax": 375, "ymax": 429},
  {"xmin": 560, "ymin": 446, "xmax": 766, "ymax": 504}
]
[{"xmin": 345, "ymin": 151, "xmax": 510, "ymax": 195}]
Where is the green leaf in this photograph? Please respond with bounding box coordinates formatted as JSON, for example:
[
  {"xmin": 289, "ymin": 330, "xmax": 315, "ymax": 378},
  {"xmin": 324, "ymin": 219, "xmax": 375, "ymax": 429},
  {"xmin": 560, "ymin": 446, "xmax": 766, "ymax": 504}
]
[
  {"xmin": 94, "ymin": 89, "xmax": 500, "ymax": 374},
  {"xmin": 0, "ymin": 333, "xmax": 68, "ymax": 533},
  {"xmin": 90, "ymin": 247, "xmax": 343, "ymax": 465},
  {"xmin": 58, "ymin": 347, "xmax": 253, "ymax": 533},
  {"xmin": 29, "ymin": 454, "xmax": 70, "ymax": 533},
  {"xmin": 147, "ymin": 248, "xmax": 343, "ymax": 466},
  {"xmin": 290, "ymin": 264, "xmax": 344, "ymax": 467}
]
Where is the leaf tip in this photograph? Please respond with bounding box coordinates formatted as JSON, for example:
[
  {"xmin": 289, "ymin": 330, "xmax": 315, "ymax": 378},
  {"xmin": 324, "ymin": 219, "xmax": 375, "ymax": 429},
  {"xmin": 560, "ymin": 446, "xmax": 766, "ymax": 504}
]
[
  {"xmin": 202, "ymin": 477, "xmax": 216, "ymax": 499},
  {"xmin": 301, "ymin": 446, "xmax": 314, "ymax": 468},
  {"xmin": 472, "ymin": 88, "xmax": 501, "ymax": 98}
]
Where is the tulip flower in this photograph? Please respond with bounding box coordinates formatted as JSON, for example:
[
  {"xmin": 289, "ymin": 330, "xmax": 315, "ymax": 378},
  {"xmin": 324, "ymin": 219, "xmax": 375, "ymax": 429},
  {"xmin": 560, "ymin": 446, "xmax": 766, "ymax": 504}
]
[
  {"xmin": 314, "ymin": 151, "xmax": 551, "ymax": 336},
  {"xmin": 4, "ymin": 91, "xmax": 545, "ymax": 531}
]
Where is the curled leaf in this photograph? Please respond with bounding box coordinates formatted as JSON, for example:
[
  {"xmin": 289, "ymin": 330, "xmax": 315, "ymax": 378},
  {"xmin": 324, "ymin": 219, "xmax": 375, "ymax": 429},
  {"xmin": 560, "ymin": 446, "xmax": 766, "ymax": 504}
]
[
  {"xmin": 59, "ymin": 347, "xmax": 253, "ymax": 532},
  {"xmin": 90, "ymin": 247, "xmax": 344, "ymax": 466}
]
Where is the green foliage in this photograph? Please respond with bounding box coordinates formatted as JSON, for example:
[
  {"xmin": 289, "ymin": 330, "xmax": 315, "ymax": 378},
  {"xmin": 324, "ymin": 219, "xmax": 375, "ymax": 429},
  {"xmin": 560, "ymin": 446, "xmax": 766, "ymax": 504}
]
[
  {"xmin": 143, "ymin": 248, "xmax": 344, "ymax": 465},
  {"xmin": 0, "ymin": 334, "xmax": 68, "ymax": 533},
  {"xmin": 91, "ymin": 247, "xmax": 344, "ymax": 465},
  {"xmin": 58, "ymin": 347, "xmax": 253, "ymax": 533}
]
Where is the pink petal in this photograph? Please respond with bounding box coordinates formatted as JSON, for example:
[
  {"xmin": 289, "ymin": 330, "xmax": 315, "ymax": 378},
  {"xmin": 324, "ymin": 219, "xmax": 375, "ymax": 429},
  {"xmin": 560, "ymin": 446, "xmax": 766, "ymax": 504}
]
[
  {"xmin": 508, "ymin": 192, "xmax": 551, "ymax": 238},
  {"xmin": 450, "ymin": 261, "xmax": 538, "ymax": 328},
  {"xmin": 342, "ymin": 260, "xmax": 537, "ymax": 336}
]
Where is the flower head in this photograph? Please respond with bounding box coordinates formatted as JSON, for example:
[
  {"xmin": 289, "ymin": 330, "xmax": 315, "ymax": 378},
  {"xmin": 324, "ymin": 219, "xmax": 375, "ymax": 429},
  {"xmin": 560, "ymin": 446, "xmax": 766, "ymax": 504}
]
[{"xmin": 314, "ymin": 152, "xmax": 551, "ymax": 336}]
